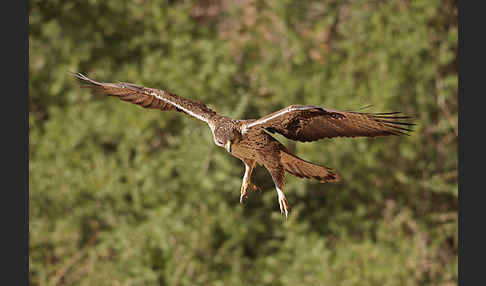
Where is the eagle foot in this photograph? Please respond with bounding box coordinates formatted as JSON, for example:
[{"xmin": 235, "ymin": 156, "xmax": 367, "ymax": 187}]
[
  {"xmin": 249, "ymin": 182, "xmax": 261, "ymax": 192},
  {"xmin": 240, "ymin": 181, "xmax": 261, "ymax": 204},
  {"xmin": 240, "ymin": 183, "xmax": 249, "ymax": 204},
  {"xmin": 277, "ymin": 193, "xmax": 290, "ymax": 220},
  {"xmin": 240, "ymin": 192, "xmax": 247, "ymax": 204}
]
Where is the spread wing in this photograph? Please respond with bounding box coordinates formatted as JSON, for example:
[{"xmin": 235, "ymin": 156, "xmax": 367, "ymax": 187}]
[
  {"xmin": 73, "ymin": 72, "xmax": 217, "ymax": 125},
  {"xmin": 242, "ymin": 105, "xmax": 414, "ymax": 142}
]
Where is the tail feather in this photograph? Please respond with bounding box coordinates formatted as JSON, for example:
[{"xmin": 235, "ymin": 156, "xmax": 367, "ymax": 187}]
[{"xmin": 280, "ymin": 151, "xmax": 340, "ymax": 183}]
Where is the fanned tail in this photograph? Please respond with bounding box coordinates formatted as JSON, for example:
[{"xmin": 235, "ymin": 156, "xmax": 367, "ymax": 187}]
[{"xmin": 280, "ymin": 150, "xmax": 340, "ymax": 183}]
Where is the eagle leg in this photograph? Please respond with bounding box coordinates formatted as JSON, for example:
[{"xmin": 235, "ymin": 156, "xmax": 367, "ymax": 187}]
[
  {"xmin": 240, "ymin": 159, "xmax": 257, "ymax": 204},
  {"xmin": 266, "ymin": 165, "xmax": 290, "ymax": 219}
]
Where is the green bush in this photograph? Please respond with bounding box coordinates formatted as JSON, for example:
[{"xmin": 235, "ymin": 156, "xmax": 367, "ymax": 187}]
[{"xmin": 30, "ymin": 0, "xmax": 457, "ymax": 285}]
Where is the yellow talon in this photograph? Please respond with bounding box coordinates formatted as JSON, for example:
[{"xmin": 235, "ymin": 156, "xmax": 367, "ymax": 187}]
[{"xmin": 249, "ymin": 182, "xmax": 261, "ymax": 192}]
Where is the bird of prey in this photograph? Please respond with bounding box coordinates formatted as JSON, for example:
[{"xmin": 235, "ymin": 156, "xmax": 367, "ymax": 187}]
[{"xmin": 73, "ymin": 72, "xmax": 414, "ymax": 219}]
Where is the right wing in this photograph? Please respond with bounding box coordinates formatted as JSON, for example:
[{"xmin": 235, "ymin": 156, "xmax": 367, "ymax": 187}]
[{"xmin": 242, "ymin": 105, "xmax": 414, "ymax": 142}]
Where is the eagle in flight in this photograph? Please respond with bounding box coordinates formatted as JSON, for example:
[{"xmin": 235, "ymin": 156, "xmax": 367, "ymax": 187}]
[{"xmin": 73, "ymin": 73, "xmax": 414, "ymax": 219}]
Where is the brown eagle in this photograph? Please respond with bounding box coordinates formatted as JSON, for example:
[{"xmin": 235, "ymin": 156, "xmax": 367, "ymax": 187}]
[{"xmin": 73, "ymin": 73, "xmax": 414, "ymax": 219}]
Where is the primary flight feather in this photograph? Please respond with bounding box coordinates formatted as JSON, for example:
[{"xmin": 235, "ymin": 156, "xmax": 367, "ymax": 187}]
[{"xmin": 73, "ymin": 72, "xmax": 414, "ymax": 219}]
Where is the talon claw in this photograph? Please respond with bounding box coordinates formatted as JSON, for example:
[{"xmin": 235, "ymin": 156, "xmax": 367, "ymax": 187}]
[
  {"xmin": 249, "ymin": 182, "xmax": 261, "ymax": 192},
  {"xmin": 240, "ymin": 193, "xmax": 247, "ymax": 204},
  {"xmin": 240, "ymin": 182, "xmax": 249, "ymax": 205}
]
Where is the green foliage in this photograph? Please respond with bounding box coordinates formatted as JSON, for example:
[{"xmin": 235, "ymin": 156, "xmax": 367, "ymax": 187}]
[{"xmin": 30, "ymin": 0, "xmax": 457, "ymax": 285}]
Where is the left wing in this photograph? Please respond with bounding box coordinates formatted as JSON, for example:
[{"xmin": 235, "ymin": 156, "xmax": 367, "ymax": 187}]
[
  {"xmin": 242, "ymin": 105, "xmax": 414, "ymax": 142},
  {"xmin": 72, "ymin": 72, "xmax": 217, "ymax": 125}
]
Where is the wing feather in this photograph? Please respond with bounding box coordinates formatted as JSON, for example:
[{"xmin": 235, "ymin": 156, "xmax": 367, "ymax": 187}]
[
  {"xmin": 243, "ymin": 105, "xmax": 414, "ymax": 142},
  {"xmin": 72, "ymin": 72, "xmax": 217, "ymax": 124}
]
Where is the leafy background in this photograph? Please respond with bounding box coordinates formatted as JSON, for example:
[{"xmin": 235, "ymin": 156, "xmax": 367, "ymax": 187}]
[{"xmin": 29, "ymin": 0, "xmax": 457, "ymax": 285}]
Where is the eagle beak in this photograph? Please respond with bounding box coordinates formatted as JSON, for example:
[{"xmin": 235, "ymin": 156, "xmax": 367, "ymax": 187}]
[{"xmin": 225, "ymin": 141, "xmax": 232, "ymax": 153}]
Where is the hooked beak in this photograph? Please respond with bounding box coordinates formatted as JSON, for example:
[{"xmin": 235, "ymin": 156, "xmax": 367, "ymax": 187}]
[{"xmin": 225, "ymin": 140, "xmax": 232, "ymax": 153}]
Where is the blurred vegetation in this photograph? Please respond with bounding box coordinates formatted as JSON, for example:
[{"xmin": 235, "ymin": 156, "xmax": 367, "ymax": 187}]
[{"xmin": 29, "ymin": 0, "xmax": 457, "ymax": 285}]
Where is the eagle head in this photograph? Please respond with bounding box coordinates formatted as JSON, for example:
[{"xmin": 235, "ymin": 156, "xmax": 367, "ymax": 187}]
[{"xmin": 213, "ymin": 122, "xmax": 241, "ymax": 153}]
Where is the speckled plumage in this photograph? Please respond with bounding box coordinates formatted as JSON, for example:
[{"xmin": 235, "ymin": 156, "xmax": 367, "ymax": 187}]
[{"xmin": 74, "ymin": 73, "xmax": 414, "ymax": 219}]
